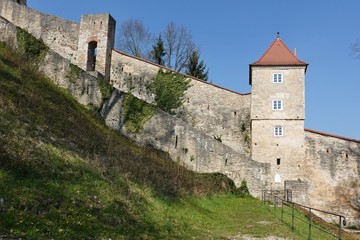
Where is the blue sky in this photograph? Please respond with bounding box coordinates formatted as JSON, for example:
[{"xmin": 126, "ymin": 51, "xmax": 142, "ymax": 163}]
[{"xmin": 29, "ymin": 0, "xmax": 360, "ymax": 140}]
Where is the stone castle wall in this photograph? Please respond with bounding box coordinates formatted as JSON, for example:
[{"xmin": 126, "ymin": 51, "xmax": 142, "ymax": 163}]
[
  {"xmin": 1, "ymin": 0, "xmax": 360, "ymax": 225},
  {"xmin": 0, "ymin": 16, "xmax": 103, "ymax": 109},
  {"xmin": 305, "ymin": 130, "xmax": 360, "ymax": 224},
  {"xmin": 0, "ymin": 0, "xmax": 79, "ymax": 62},
  {"xmin": 101, "ymin": 89, "xmax": 270, "ymax": 196},
  {"xmin": 110, "ymin": 51, "xmax": 252, "ymax": 155}
]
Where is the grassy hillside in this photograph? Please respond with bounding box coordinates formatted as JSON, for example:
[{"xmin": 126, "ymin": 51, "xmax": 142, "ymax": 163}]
[{"xmin": 1, "ymin": 41, "xmax": 353, "ymax": 239}]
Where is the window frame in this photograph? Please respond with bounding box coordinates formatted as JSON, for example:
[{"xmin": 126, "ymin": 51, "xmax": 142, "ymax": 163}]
[
  {"xmin": 273, "ymin": 73, "xmax": 283, "ymax": 83},
  {"xmin": 274, "ymin": 126, "xmax": 284, "ymax": 136},
  {"xmin": 272, "ymin": 100, "xmax": 283, "ymax": 110}
]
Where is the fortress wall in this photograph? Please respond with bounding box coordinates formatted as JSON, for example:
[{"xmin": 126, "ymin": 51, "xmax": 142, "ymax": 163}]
[
  {"xmin": 110, "ymin": 50, "xmax": 252, "ymax": 154},
  {"xmin": 101, "ymin": 89, "xmax": 270, "ymax": 195},
  {"xmin": 0, "ymin": 17, "xmax": 17, "ymax": 47},
  {"xmin": 0, "ymin": 0, "xmax": 79, "ymax": 62},
  {"xmin": 39, "ymin": 51, "xmax": 103, "ymax": 108},
  {"xmin": 0, "ymin": 16, "xmax": 103, "ymax": 109},
  {"xmin": 305, "ymin": 130, "xmax": 360, "ymax": 225}
]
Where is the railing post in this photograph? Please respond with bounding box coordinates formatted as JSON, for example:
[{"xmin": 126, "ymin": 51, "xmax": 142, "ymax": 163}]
[
  {"xmin": 281, "ymin": 197, "xmax": 284, "ymax": 222},
  {"xmin": 291, "ymin": 202, "xmax": 294, "ymax": 232},
  {"xmin": 274, "ymin": 195, "xmax": 277, "ymax": 216},
  {"xmin": 338, "ymin": 216, "xmax": 342, "ymax": 240},
  {"xmin": 308, "ymin": 208, "xmax": 312, "ymax": 240}
]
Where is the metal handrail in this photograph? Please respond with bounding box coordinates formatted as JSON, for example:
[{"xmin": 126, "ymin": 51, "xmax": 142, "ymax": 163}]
[{"xmin": 262, "ymin": 190, "xmax": 346, "ymax": 240}]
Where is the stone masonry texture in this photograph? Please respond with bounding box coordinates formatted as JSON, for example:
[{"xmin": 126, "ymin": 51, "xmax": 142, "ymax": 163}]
[{"xmin": 1, "ymin": 0, "xmax": 359, "ymax": 225}]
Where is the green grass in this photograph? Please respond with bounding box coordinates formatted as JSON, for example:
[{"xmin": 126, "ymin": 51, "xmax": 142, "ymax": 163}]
[{"xmin": 1, "ymin": 41, "xmax": 357, "ymax": 239}]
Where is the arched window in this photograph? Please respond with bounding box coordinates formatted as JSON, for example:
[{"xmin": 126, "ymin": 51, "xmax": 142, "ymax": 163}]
[{"xmin": 87, "ymin": 41, "xmax": 97, "ymax": 71}]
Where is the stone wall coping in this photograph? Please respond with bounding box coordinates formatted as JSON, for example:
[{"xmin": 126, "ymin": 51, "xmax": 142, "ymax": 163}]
[
  {"xmin": 305, "ymin": 128, "xmax": 360, "ymax": 143},
  {"xmin": 113, "ymin": 49, "xmax": 251, "ymax": 96}
]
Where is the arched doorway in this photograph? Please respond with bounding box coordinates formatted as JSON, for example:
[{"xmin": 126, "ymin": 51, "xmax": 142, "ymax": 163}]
[{"xmin": 87, "ymin": 41, "xmax": 97, "ymax": 71}]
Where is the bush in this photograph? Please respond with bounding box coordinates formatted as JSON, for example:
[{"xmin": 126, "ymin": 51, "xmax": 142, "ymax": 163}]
[
  {"xmin": 149, "ymin": 69, "xmax": 190, "ymax": 114},
  {"xmin": 233, "ymin": 179, "xmax": 252, "ymax": 198}
]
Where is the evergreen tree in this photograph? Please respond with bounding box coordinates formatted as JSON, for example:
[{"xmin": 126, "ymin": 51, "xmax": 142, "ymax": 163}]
[
  {"xmin": 185, "ymin": 50, "xmax": 209, "ymax": 81},
  {"xmin": 151, "ymin": 35, "xmax": 166, "ymax": 65}
]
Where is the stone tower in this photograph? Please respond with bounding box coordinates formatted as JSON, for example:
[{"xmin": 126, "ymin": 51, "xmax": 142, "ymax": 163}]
[
  {"xmin": 77, "ymin": 14, "xmax": 116, "ymax": 81},
  {"xmin": 249, "ymin": 35, "xmax": 308, "ymax": 189}
]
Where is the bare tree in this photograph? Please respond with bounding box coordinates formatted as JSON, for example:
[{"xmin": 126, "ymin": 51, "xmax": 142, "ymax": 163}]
[
  {"xmin": 117, "ymin": 18, "xmax": 152, "ymax": 58},
  {"xmin": 351, "ymin": 39, "xmax": 360, "ymax": 58},
  {"xmin": 163, "ymin": 22, "xmax": 195, "ymax": 72}
]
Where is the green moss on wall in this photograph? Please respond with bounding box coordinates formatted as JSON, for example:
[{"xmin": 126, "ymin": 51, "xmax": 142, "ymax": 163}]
[
  {"xmin": 98, "ymin": 79, "xmax": 112, "ymax": 102},
  {"xmin": 122, "ymin": 93, "xmax": 156, "ymax": 133},
  {"xmin": 68, "ymin": 63, "xmax": 83, "ymax": 82},
  {"xmin": 16, "ymin": 27, "xmax": 48, "ymax": 63}
]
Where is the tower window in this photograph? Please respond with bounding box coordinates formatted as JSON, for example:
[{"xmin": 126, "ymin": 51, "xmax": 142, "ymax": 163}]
[
  {"xmin": 272, "ymin": 100, "xmax": 283, "ymax": 110},
  {"xmin": 274, "ymin": 126, "xmax": 284, "ymax": 136},
  {"xmin": 277, "ymin": 158, "xmax": 281, "ymax": 165},
  {"xmin": 273, "ymin": 73, "xmax": 283, "ymax": 83}
]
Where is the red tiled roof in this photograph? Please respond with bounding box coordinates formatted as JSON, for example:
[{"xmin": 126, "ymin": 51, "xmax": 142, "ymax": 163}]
[
  {"xmin": 251, "ymin": 37, "xmax": 308, "ymax": 66},
  {"xmin": 305, "ymin": 128, "xmax": 360, "ymax": 143},
  {"xmin": 113, "ymin": 49, "xmax": 251, "ymax": 96},
  {"xmin": 249, "ymin": 36, "xmax": 308, "ymax": 84}
]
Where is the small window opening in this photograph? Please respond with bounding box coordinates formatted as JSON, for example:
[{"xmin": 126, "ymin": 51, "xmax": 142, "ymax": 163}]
[
  {"xmin": 175, "ymin": 135, "xmax": 178, "ymax": 148},
  {"xmin": 234, "ymin": 111, "xmax": 237, "ymax": 116},
  {"xmin": 100, "ymin": 21, "xmax": 103, "ymax": 30},
  {"xmin": 345, "ymin": 153, "xmax": 348, "ymax": 159},
  {"xmin": 207, "ymin": 105, "xmax": 210, "ymax": 110},
  {"xmin": 87, "ymin": 41, "xmax": 97, "ymax": 71},
  {"xmin": 326, "ymin": 149, "xmax": 329, "ymax": 153},
  {"xmin": 274, "ymin": 126, "xmax": 284, "ymax": 136},
  {"xmin": 225, "ymin": 158, "xmax": 228, "ymax": 166},
  {"xmin": 93, "ymin": 22, "xmax": 96, "ymax": 30},
  {"xmin": 272, "ymin": 100, "xmax": 283, "ymax": 110},
  {"xmin": 277, "ymin": 158, "xmax": 281, "ymax": 165},
  {"xmin": 273, "ymin": 73, "xmax": 283, "ymax": 83}
]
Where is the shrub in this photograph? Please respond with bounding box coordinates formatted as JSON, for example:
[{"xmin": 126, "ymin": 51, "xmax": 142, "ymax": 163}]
[
  {"xmin": 149, "ymin": 69, "xmax": 190, "ymax": 115},
  {"xmin": 233, "ymin": 179, "xmax": 251, "ymax": 197}
]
